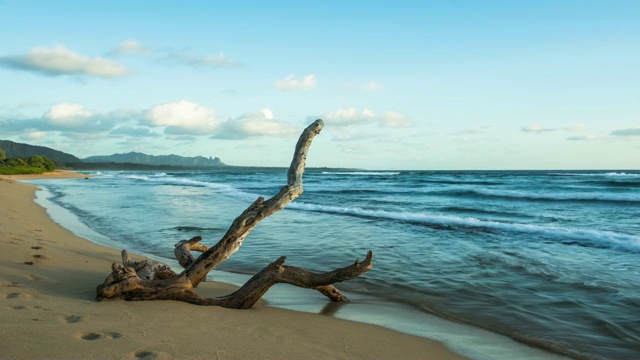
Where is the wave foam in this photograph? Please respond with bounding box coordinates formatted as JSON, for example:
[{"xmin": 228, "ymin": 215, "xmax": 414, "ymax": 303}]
[
  {"xmin": 321, "ymin": 171, "xmax": 400, "ymax": 176},
  {"xmin": 435, "ymin": 189, "xmax": 640, "ymax": 202},
  {"xmin": 289, "ymin": 202, "xmax": 640, "ymax": 252},
  {"xmin": 122, "ymin": 174, "xmax": 241, "ymax": 193},
  {"xmin": 548, "ymin": 172, "xmax": 640, "ymax": 178}
]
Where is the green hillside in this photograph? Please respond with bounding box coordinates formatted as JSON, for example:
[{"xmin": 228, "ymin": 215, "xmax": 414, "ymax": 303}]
[{"xmin": 0, "ymin": 140, "xmax": 81, "ymax": 164}]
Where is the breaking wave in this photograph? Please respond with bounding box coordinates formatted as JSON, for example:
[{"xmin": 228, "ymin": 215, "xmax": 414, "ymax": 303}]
[
  {"xmin": 320, "ymin": 171, "xmax": 401, "ymax": 176},
  {"xmin": 431, "ymin": 189, "xmax": 640, "ymax": 203},
  {"xmin": 548, "ymin": 172, "xmax": 640, "ymax": 178},
  {"xmin": 289, "ymin": 202, "xmax": 640, "ymax": 252}
]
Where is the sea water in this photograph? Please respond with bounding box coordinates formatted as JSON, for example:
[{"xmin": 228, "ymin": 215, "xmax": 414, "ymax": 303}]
[{"xmin": 28, "ymin": 170, "xmax": 640, "ymax": 360}]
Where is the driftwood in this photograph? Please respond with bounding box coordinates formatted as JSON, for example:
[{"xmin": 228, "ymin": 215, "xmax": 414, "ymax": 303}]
[{"xmin": 96, "ymin": 120, "xmax": 373, "ymax": 308}]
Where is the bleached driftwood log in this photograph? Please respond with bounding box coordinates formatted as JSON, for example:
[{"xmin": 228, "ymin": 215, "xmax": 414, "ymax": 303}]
[{"xmin": 96, "ymin": 120, "xmax": 373, "ymax": 308}]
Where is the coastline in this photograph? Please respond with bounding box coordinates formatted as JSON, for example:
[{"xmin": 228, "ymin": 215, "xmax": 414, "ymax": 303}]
[
  {"xmin": 0, "ymin": 172, "xmax": 466, "ymax": 360},
  {"xmin": 0, "ymin": 170, "xmax": 92, "ymax": 180}
]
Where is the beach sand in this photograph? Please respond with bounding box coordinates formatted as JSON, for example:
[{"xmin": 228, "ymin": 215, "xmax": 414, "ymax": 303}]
[{"xmin": 0, "ymin": 172, "xmax": 467, "ymax": 360}]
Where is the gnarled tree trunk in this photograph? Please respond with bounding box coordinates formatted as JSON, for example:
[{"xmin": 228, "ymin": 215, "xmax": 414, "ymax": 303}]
[{"xmin": 96, "ymin": 120, "xmax": 373, "ymax": 309}]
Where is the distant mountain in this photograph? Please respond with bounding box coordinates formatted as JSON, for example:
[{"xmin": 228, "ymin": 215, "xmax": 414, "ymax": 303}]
[
  {"xmin": 83, "ymin": 152, "xmax": 226, "ymax": 168},
  {"xmin": 0, "ymin": 139, "xmax": 81, "ymax": 164}
]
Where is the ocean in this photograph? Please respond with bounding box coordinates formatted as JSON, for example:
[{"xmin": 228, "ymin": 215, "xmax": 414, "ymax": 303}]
[{"xmin": 28, "ymin": 170, "xmax": 640, "ymax": 360}]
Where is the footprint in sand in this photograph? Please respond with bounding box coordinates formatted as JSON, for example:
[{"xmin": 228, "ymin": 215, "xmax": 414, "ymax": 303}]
[
  {"xmin": 64, "ymin": 315, "xmax": 82, "ymax": 323},
  {"xmin": 78, "ymin": 332, "xmax": 102, "ymax": 340},
  {"xmin": 134, "ymin": 350, "xmax": 168, "ymax": 360},
  {"xmin": 31, "ymin": 246, "xmax": 44, "ymax": 250},
  {"xmin": 33, "ymin": 254, "xmax": 50, "ymax": 260},
  {"xmin": 5, "ymin": 292, "xmax": 31, "ymax": 299},
  {"xmin": 75, "ymin": 331, "xmax": 123, "ymax": 341},
  {"xmin": 6, "ymin": 305, "xmax": 29, "ymax": 310},
  {"xmin": 33, "ymin": 305, "xmax": 53, "ymax": 311}
]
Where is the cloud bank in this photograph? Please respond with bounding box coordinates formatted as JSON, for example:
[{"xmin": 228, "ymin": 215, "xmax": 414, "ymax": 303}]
[
  {"xmin": 611, "ymin": 127, "xmax": 640, "ymax": 136},
  {"xmin": 0, "ymin": 46, "xmax": 129, "ymax": 78},
  {"xmin": 322, "ymin": 107, "xmax": 410, "ymax": 128},
  {"xmin": 0, "ymin": 101, "xmax": 299, "ymax": 140}
]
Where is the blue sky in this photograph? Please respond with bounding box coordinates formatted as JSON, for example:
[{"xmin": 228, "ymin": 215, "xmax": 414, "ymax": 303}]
[{"xmin": 1, "ymin": 1, "xmax": 639, "ymax": 169}]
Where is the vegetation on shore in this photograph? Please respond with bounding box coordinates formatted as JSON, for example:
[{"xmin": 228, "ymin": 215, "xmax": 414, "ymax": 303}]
[{"xmin": 0, "ymin": 149, "xmax": 55, "ymax": 175}]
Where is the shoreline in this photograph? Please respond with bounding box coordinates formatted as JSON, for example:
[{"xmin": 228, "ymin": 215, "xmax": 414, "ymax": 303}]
[{"xmin": 0, "ymin": 172, "xmax": 467, "ymax": 359}]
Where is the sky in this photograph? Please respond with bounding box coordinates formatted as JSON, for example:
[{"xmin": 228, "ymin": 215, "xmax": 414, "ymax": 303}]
[{"xmin": 0, "ymin": 1, "xmax": 639, "ymax": 170}]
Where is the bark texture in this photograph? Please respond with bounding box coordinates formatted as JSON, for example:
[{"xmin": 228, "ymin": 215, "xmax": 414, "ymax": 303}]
[{"xmin": 96, "ymin": 120, "xmax": 373, "ymax": 308}]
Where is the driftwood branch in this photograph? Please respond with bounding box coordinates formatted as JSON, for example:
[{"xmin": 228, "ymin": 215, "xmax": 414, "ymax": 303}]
[
  {"xmin": 174, "ymin": 236, "xmax": 208, "ymax": 269},
  {"xmin": 96, "ymin": 120, "xmax": 374, "ymax": 308},
  {"xmin": 121, "ymin": 250, "xmax": 176, "ymax": 280}
]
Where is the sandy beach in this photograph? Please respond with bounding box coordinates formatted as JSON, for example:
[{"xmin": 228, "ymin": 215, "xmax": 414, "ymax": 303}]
[{"xmin": 0, "ymin": 171, "xmax": 466, "ymax": 360}]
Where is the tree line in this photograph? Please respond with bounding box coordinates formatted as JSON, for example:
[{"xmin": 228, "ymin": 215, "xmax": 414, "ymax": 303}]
[{"xmin": 0, "ymin": 149, "xmax": 55, "ymax": 174}]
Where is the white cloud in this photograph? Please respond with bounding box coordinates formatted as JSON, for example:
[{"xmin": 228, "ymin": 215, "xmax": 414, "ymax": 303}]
[
  {"xmin": 198, "ymin": 53, "xmax": 239, "ymax": 67},
  {"xmin": 564, "ymin": 124, "xmax": 587, "ymax": 132},
  {"xmin": 22, "ymin": 131, "xmax": 48, "ymax": 140},
  {"xmin": 567, "ymin": 134, "xmax": 597, "ymax": 141},
  {"xmin": 216, "ymin": 108, "xmax": 299, "ymax": 139},
  {"xmin": 110, "ymin": 39, "xmax": 151, "ymax": 56},
  {"xmin": 522, "ymin": 125, "xmax": 555, "ymax": 134},
  {"xmin": 0, "ymin": 45, "xmax": 129, "ymax": 78},
  {"xmin": 261, "ymin": 108, "xmax": 274, "ymax": 120},
  {"xmin": 323, "ymin": 108, "xmax": 376, "ymax": 126},
  {"xmin": 322, "ymin": 107, "xmax": 410, "ymax": 128},
  {"xmin": 341, "ymin": 81, "xmax": 383, "ymax": 91},
  {"xmin": 364, "ymin": 81, "xmax": 383, "ymax": 91},
  {"xmin": 162, "ymin": 50, "xmax": 240, "ymax": 68},
  {"xmin": 36, "ymin": 103, "xmax": 123, "ymax": 133},
  {"xmin": 274, "ymin": 74, "xmax": 317, "ymax": 91},
  {"xmin": 43, "ymin": 103, "xmax": 93, "ymax": 126},
  {"xmin": 610, "ymin": 127, "xmax": 640, "ymax": 136},
  {"xmin": 145, "ymin": 100, "xmax": 220, "ymax": 134}
]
